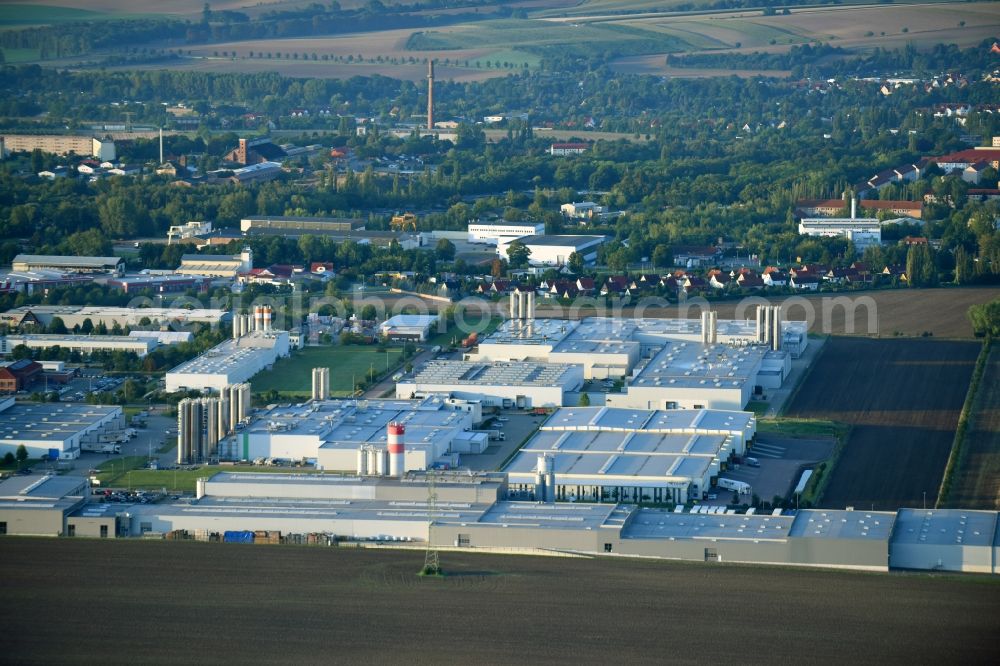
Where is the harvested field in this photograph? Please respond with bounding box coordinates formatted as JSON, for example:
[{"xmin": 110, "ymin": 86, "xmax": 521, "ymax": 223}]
[
  {"xmin": 945, "ymin": 342, "xmax": 1000, "ymax": 509},
  {"xmin": 785, "ymin": 337, "xmax": 980, "ymax": 510},
  {"xmin": 613, "ymin": 53, "xmax": 790, "ymax": 77},
  {"xmin": 2, "ymin": 539, "xmax": 999, "ymax": 664},
  {"xmin": 118, "ymin": 57, "xmax": 504, "ymax": 83},
  {"xmin": 531, "ymin": 287, "xmax": 1000, "ymax": 339}
]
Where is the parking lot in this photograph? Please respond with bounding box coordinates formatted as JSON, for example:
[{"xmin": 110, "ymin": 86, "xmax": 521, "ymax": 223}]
[
  {"xmin": 64, "ymin": 410, "xmax": 177, "ymax": 478},
  {"xmin": 716, "ymin": 435, "xmax": 835, "ymax": 504},
  {"xmin": 462, "ymin": 411, "xmax": 547, "ymax": 471}
]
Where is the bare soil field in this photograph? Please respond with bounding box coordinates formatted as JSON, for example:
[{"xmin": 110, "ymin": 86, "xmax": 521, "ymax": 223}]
[
  {"xmin": 2, "ymin": 539, "xmax": 998, "ymax": 664},
  {"xmin": 533, "ymin": 287, "xmax": 1000, "ymax": 339},
  {"xmin": 945, "ymin": 343, "xmax": 1000, "ymax": 509},
  {"xmin": 612, "ymin": 54, "xmax": 790, "ymax": 77},
  {"xmin": 785, "ymin": 337, "xmax": 980, "ymax": 510}
]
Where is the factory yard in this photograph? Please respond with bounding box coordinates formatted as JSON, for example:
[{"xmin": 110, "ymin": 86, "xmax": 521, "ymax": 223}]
[
  {"xmin": 785, "ymin": 337, "xmax": 981, "ymax": 511},
  {"xmin": 2, "ymin": 539, "xmax": 998, "ymax": 664}
]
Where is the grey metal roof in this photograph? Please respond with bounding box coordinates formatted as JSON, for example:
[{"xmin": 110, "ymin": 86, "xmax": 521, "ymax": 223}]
[
  {"xmin": 891, "ymin": 509, "xmax": 998, "ymax": 547},
  {"xmin": 12, "ymin": 254, "xmax": 122, "ymax": 267},
  {"xmin": 514, "ymin": 235, "xmax": 605, "ymax": 248},
  {"xmin": 788, "ymin": 509, "xmax": 896, "ymax": 541},
  {"xmin": 474, "ymin": 500, "xmax": 626, "ymax": 531},
  {"xmin": 0, "ymin": 474, "xmax": 88, "ymax": 501},
  {"xmin": 0, "ymin": 403, "xmax": 121, "ymax": 444},
  {"xmin": 407, "ymin": 360, "xmax": 578, "ymax": 387},
  {"xmin": 623, "ymin": 507, "xmax": 793, "ymax": 541}
]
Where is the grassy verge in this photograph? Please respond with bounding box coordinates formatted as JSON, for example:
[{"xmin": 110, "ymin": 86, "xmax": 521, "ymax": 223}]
[
  {"xmin": 93, "ymin": 456, "xmax": 148, "ymax": 487},
  {"xmin": 252, "ymin": 346, "xmax": 404, "ymax": 396},
  {"xmin": 798, "ymin": 431, "xmax": 850, "ymax": 508},
  {"xmin": 96, "ymin": 463, "xmax": 332, "ymax": 492},
  {"xmin": 745, "ymin": 401, "xmax": 769, "ymax": 417},
  {"xmin": 936, "ymin": 337, "xmax": 992, "ymax": 508}
]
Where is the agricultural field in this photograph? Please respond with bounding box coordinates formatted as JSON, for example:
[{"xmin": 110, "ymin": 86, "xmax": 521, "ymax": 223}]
[
  {"xmin": 251, "ymin": 345, "xmax": 404, "ymax": 397},
  {"xmin": 785, "ymin": 337, "xmax": 981, "ymax": 511},
  {"xmin": 542, "ymin": 287, "xmax": 1000, "ymax": 339},
  {"xmin": 944, "ymin": 343, "xmax": 1000, "ymax": 510},
  {"xmin": 2, "ymin": 539, "xmax": 998, "ymax": 664}
]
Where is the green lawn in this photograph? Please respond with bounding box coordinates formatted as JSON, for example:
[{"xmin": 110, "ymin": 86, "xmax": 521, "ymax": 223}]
[
  {"xmin": 425, "ymin": 315, "xmax": 501, "ymax": 349},
  {"xmin": 756, "ymin": 417, "xmax": 850, "ymax": 440},
  {"xmin": 95, "ymin": 460, "xmax": 329, "ymax": 492},
  {"xmin": 252, "ymin": 346, "xmax": 404, "ymax": 397}
]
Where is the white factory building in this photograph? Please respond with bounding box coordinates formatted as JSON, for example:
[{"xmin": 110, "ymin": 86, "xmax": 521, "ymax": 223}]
[
  {"xmin": 504, "ymin": 407, "xmax": 755, "ymax": 504},
  {"xmin": 378, "ymin": 314, "xmax": 439, "ymax": 341},
  {"xmin": 798, "ymin": 199, "xmax": 881, "ymax": 249},
  {"xmin": 176, "ymin": 249, "xmax": 253, "ymax": 278},
  {"xmin": 496, "ymin": 234, "xmax": 606, "ymax": 266},
  {"xmin": 220, "ymin": 395, "xmax": 486, "ymax": 470},
  {"xmin": 0, "ymin": 334, "xmax": 158, "ymax": 358},
  {"xmin": 165, "ymin": 330, "xmax": 289, "ymax": 392},
  {"xmin": 0, "ymin": 305, "xmax": 226, "ymax": 331},
  {"xmin": 396, "ymin": 360, "xmax": 584, "ymax": 408},
  {"xmin": 467, "ymin": 221, "xmax": 545, "ymax": 245},
  {"xmin": 11, "ymin": 254, "xmax": 124, "ymax": 276},
  {"xmin": 0, "ymin": 397, "xmax": 125, "ymax": 460}
]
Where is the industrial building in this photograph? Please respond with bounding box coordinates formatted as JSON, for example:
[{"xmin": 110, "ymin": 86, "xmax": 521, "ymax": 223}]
[
  {"xmin": 378, "ymin": 314, "xmax": 439, "ymax": 341},
  {"xmin": 798, "ymin": 198, "xmax": 881, "ymax": 249},
  {"xmin": 0, "ymin": 134, "xmax": 115, "ymax": 161},
  {"xmin": 0, "ymin": 359, "xmax": 42, "ymax": 393},
  {"xmin": 504, "ymin": 407, "xmax": 755, "ymax": 504},
  {"xmin": 218, "ymin": 395, "xmax": 486, "ymax": 469},
  {"xmin": 128, "ymin": 330, "xmax": 193, "ymax": 345},
  {"xmin": 3, "ymin": 465, "xmax": 999, "ymax": 575},
  {"xmin": 0, "ymin": 397, "xmax": 124, "ymax": 460},
  {"xmin": 176, "ymin": 249, "xmax": 253, "ymax": 278},
  {"xmin": 471, "ymin": 308, "xmax": 806, "ymax": 409},
  {"xmin": 106, "ymin": 275, "xmax": 212, "ymax": 294},
  {"xmin": 467, "ymin": 222, "xmax": 545, "ymax": 245},
  {"xmin": 496, "ymin": 235, "xmax": 606, "ymax": 266},
  {"xmin": 165, "ymin": 330, "xmax": 289, "ymax": 392},
  {"xmin": 0, "ymin": 334, "xmax": 158, "ymax": 358},
  {"xmin": 0, "ymin": 305, "xmax": 226, "ymax": 331},
  {"xmin": 11, "ymin": 254, "xmax": 124, "ymax": 276},
  {"xmin": 241, "ymin": 216, "xmax": 364, "ymax": 235},
  {"xmin": 397, "ymin": 360, "xmax": 583, "ymax": 408}
]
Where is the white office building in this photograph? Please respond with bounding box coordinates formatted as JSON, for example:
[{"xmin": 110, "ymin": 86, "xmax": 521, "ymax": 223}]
[
  {"xmin": 496, "ymin": 235, "xmax": 606, "ymax": 266},
  {"xmin": 467, "ymin": 222, "xmax": 545, "ymax": 245},
  {"xmin": 0, "ymin": 334, "xmax": 158, "ymax": 358}
]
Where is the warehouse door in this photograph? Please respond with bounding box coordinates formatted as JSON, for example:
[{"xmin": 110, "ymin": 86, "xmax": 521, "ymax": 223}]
[{"xmin": 704, "ymin": 548, "xmax": 719, "ymax": 563}]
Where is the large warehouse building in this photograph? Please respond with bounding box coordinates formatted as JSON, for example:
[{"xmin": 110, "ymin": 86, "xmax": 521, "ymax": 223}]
[
  {"xmin": 0, "ymin": 134, "xmax": 115, "ymax": 161},
  {"xmin": 0, "ymin": 334, "xmax": 158, "ymax": 358},
  {"xmin": 504, "ymin": 406, "xmax": 755, "ymax": 504},
  {"xmin": 496, "ymin": 235, "xmax": 606, "ymax": 266},
  {"xmin": 467, "ymin": 222, "xmax": 545, "ymax": 245},
  {"xmin": 219, "ymin": 395, "xmax": 485, "ymax": 470},
  {"xmin": 396, "ymin": 360, "xmax": 583, "ymax": 408},
  {"xmin": 0, "ymin": 305, "xmax": 226, "ymax": 331},
  {"xmin": 470, "ymin": 311, "xmax": 806, "ymax": 409},
  {"xmin": 241, "ymin": 216, "xmax": 364, "ymax": 235},
  {"xmin": 165, "ymin": 330, "xmax": 290, "ymax": 392},
  {"xmin": 11, "ymin": 254, "xmax": 124, "ymax": 276},
  {"xmin": 0, "ymin": 397, "xmax": 125, "ymax": 460},
  {"xmin": 4, "ymin": 468, "xmax": 999, "ymax": 574}
]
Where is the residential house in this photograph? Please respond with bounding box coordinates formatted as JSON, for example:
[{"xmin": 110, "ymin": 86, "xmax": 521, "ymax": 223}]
[
  {"xmin": 881, "ymin": 265, "xmax": 908, "ymax": 283},
  {"xmin": 736, "ymin": 274, "xmax": 765, "ymax": 290},
  {"xmin": 575, "ymin": 277, "xmax": 596, "ymax": 294},
  {"xmin": 673, "ymin": 245, "xmax": 721, "ymax": 268},
  {"xmin": 762, "ymin": 270, "xmax": 788, "ymax": 287},
  {"xmin": 790, "ymin": 274, "xmax": 821, "ymax": 291},
  {"xmin": 708, "ymin": 270, "xmax": 732, "ymax": 290}
]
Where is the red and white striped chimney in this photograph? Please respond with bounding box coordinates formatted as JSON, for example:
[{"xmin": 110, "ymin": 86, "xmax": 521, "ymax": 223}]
[{"xmin": 388, "ymin": 422, "xmax": 405, "ymax": 477}]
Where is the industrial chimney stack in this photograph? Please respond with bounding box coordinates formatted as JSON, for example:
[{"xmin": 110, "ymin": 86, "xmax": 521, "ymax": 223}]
[
  {"xmin": 388, "ymin": 423, "xmax": 405, "ymax": 477},
  {"xmin": 427, "ymin": 60, "xmax": 435, "ymax": 131}
]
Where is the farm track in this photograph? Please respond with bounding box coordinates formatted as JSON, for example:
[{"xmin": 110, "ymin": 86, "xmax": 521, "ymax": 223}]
[{"xmin": 1, "ymin": 538, "xmax": 998, "ymax": 664}]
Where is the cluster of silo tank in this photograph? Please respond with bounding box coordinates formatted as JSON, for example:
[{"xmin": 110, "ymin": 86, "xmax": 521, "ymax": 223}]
[
  {"xmin": 311, "ymin": 367, "xmax": 330, "ymax": 401},
  {"xmin": 509, "ymin": 290, "xmax": 535, "ymax": 321},
  {"xmin": 700, "ymin": 310, "xmax": 718, "ymax": 344},
  {"xmin": 231, "ymin": 306, "xmax": 274, "ymax": 338},
  {"xmin": 755, "ymin": 305, "xmax": 783, "ymax": 351},
  {"xmin": 356, "ymin": 422, "xmax": 406, "ymax": 477},
  {"xmin": 177, "ymin": 383, "xmax": 251, "ymax": 463},
  {"xmin": 534, "ymin": 453, "xmax": 556, "ymax": 502}
]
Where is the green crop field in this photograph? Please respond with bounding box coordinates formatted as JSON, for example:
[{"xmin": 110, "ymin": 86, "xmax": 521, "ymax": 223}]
[{"xmin": 252, "ymin": 346, "xmax": 404, "ymax": 397}]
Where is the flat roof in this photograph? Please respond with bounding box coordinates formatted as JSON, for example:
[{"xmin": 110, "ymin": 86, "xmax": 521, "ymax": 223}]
[
  {"xmin": 788, "ymin": 509, "xmax": 895, "ymax": 541},
  {"xmin": 130, "ymin": 495, "xmax": 493, "ymax": 525},
  {"xmin": 380, "ymin": 314, "xmax": 438, "ymax": 329},
  {"xmin": 890, "ymin": 509, "xmax": 998, "ymax": 547},
  {"xmin": 5, "ymin": 334, "xmax": 155, "ymax": 348},
  {"xmin": 622, "ymin": 507, "xmax": 793, "ymax": 541},
  {"xmin": 406, "ymin": 360, "xmax": 579, "ymax": 388},
  {"xmin": 475, "ymin": 500, "xmax": 626, "ymax": 531},
  {"xmin": 0, "ymin": 474, "xmax": 87, "ymax": 501},
  {"xmin": 480, "ymin": 318, "xmax": 576, "ymax": 346},
  {"xmin": 3, "ymin": 306, "xmax": 225, "ymax": 321},
  {"xmin": 541, "ymin": 407, "xmax": 755, "ymax": 436},
  {"xmin": 0, "ymin": 402, "xmax": 121, "ymax": 443},
  {"xmin": 12, "ymin": 254, "xmax": 121, "ymax": 266},
  {"xmin": 167, "ymin": 332, "xmax": 283, "ymax": 377},
  {"xmin": 629, "ymin": 341, "xmax": 766, "ymax": 390},
  {"xmin": 515, "ymin": 235, "xmax": 605, "ymax": 248}
]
